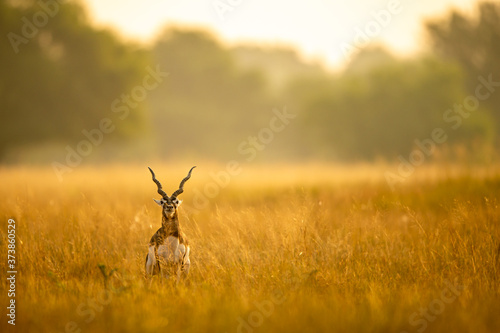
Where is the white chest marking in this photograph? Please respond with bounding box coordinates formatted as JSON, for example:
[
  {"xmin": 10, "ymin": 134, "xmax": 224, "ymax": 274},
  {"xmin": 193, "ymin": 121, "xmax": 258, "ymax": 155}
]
[
  {"xmin": 157, "ymin": 236, "xmax": 189, "ymax": 263},
  {"xmin": 145, "ymin": 236, "xmax": 191, "ymax": 279}
]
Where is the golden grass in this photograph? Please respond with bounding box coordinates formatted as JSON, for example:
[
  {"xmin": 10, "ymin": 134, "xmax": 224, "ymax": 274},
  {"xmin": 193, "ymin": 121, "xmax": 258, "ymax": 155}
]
[{"xmin": 0, "ymin": 163, "xmax": 499, "ymax": 333}]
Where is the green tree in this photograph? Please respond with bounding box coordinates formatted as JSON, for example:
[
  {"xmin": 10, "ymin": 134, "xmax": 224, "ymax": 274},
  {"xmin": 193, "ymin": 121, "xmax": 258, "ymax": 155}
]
[
  {"xmin": 149, "ymin": 28, "xmax": 272, "ymax": 160},
  {"xmin": 287, "ymin": 48, "xmax": 494, "ymax": 160},
  {"xmin": 427, "ymin": 2, "xmax": 500, "ymax": 130},
  {"xmin": 0, "ymin": 0, "xmax": 149, "ymax": 159}
]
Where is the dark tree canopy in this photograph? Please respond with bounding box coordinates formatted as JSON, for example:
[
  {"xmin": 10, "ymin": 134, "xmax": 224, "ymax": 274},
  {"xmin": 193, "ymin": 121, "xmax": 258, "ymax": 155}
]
[
  {"xmin": 0, "ymin": 1, "xmax": 498, "ymax": 163},
  {"xmin": 427, "ymin": 2, "xmax": 500, "ymax": 126},
  {"xmin": 0, "ymin": 0, "xmax": 148, "ymax": 158}
]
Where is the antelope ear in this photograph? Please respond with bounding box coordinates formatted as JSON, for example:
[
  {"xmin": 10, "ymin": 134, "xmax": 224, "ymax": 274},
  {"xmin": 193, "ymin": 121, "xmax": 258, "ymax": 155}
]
[
  {"xmin": 177, "ymin": 199, "xmax": 183, "ymax": 206},
  {"xmin": 153, "ymin": 198, "xmax": 163, "ymax": 206}
]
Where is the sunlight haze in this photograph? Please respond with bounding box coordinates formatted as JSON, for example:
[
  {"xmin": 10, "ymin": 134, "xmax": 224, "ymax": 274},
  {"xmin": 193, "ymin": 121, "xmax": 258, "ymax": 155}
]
[{"xmin": 83, "ymin": 0, "xmax": 480, "ymax": 68}]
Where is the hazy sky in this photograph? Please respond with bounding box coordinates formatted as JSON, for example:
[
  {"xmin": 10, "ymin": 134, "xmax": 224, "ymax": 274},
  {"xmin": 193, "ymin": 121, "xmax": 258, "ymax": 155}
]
[{"xmin": 83, "ymin": 0, "xmax": 481, "ymax": 68}]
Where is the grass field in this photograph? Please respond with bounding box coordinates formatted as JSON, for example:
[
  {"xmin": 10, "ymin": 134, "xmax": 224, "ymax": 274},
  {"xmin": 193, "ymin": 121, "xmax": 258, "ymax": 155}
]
[{"xmin": 1, "ymin": 163, "xmax": 500, "ymax": 333}]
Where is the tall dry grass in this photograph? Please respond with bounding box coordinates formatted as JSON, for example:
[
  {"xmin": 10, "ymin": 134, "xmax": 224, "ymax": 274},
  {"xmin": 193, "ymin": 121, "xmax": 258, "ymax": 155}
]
[{"xmin": 0, "ymin": 164, "xmax": 499, "ymax": 333}]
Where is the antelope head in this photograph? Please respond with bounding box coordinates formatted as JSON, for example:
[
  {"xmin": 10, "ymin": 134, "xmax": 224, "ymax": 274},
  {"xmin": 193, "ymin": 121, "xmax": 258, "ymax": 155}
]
[{"xmin": 148, "ymin": 166, "xmax": 196, "ymax": 219}]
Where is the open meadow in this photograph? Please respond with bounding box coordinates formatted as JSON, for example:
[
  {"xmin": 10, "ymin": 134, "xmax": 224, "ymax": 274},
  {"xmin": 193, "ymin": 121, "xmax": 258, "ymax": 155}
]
[
  {"xmin": 1, "ymin": 164, "xmax": 500, "ymax": 333},
  {"xmin": 3, "ymin": 1, "xmax": 500, "ymax": 332}
]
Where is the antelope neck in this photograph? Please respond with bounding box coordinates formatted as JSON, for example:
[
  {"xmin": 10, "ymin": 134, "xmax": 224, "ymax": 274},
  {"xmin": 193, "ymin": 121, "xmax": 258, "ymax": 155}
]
[{"xmin": 161, "ymin": 212, "xmax": 180, "ymax": 235}]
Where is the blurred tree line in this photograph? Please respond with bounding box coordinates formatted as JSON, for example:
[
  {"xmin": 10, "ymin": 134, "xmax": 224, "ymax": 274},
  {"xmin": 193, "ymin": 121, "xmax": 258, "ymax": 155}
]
[
  {"xmin": 0, "ymin": 0, "xmax": 148, "ymax": 160},
  {"xmin": 0, "ymin": 0, "xmax": 499, "ymax": 163}
]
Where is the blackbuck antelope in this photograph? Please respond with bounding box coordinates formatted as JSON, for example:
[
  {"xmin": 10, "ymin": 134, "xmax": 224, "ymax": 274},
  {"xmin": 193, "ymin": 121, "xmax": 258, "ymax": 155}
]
[{"xmin": 145, "ymin": 166, "xmax": 195, "ymax": 281}]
